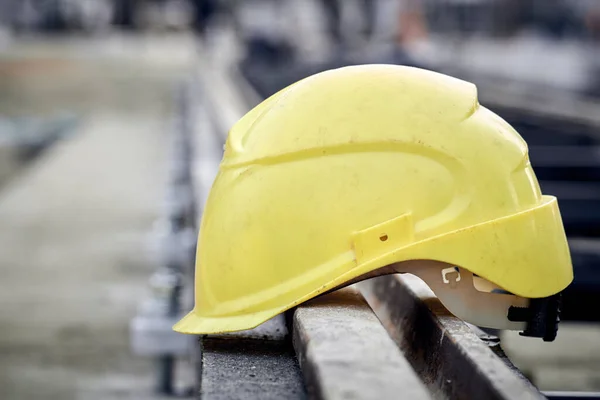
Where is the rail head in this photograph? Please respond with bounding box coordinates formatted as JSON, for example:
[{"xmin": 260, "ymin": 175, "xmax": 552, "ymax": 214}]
[{"xmin": 358, "ymin": 274, "xmax": 545, "ymax": 400}]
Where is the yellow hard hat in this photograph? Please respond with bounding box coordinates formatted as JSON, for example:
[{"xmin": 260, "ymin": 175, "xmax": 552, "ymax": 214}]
[{"xmin": 174, "ymin": 65, "xmax": 573, "ymax": 339}]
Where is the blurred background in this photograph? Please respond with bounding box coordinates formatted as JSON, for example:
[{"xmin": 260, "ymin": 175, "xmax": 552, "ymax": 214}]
[{"xmin": 1, "ymin": 0, "xmax": 600, "ymax": 398}]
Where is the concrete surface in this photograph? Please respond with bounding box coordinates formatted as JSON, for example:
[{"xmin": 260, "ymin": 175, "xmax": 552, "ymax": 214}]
[
  {"xmin": 0, "ymin": 34, "xmax": 197, "ymax": 399},
  {"xmin": 200, "ymin": 338, "xmax": 306, "ymax": 400}
]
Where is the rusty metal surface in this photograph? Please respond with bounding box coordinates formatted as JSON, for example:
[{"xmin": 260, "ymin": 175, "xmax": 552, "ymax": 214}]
[
  {"xmin": 358, "ymin": 275, "xmax": 544, "ymax": 400},
  {"xmin": 292, "ymin": 288, "xmax": 432, "ymax": 400}
]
